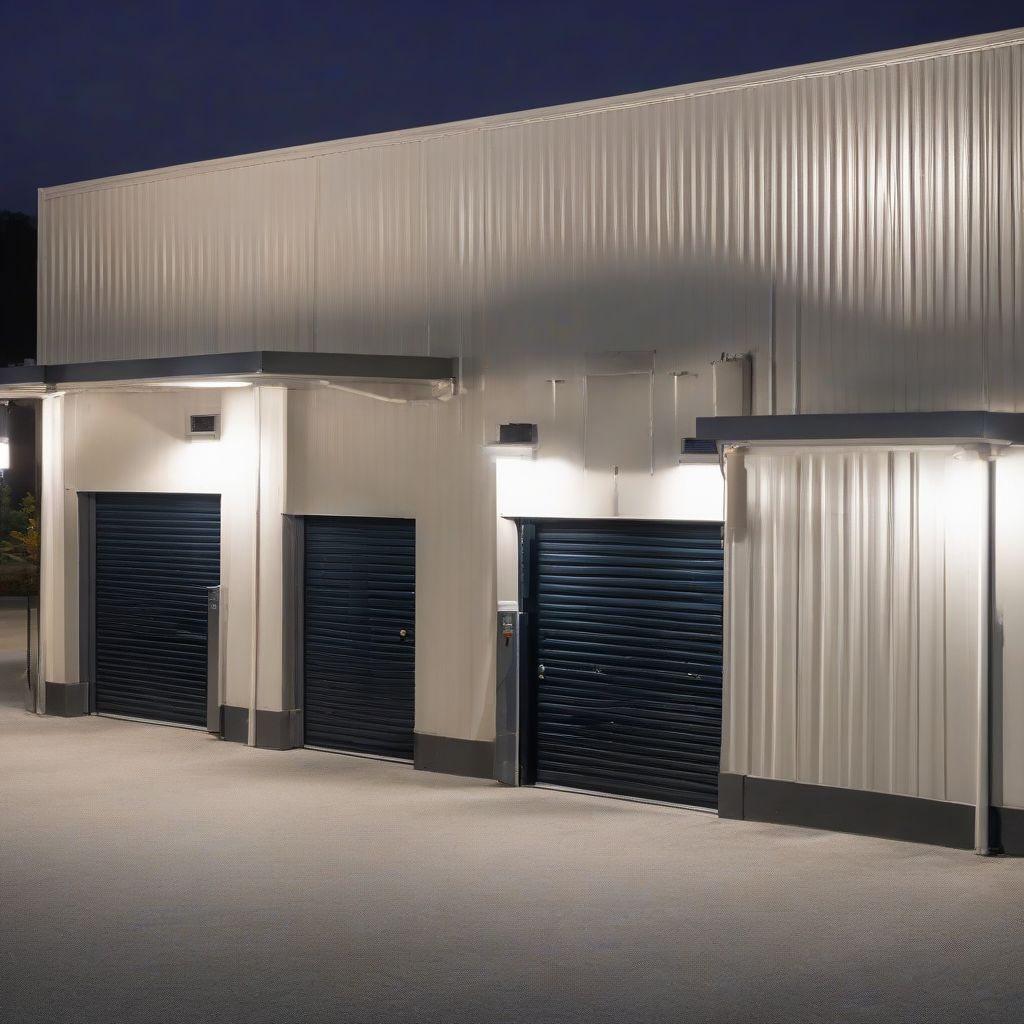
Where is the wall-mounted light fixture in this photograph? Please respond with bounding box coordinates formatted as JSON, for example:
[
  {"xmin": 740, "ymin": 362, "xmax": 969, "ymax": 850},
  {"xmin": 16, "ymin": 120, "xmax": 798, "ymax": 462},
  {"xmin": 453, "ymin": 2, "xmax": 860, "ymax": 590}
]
[
  {"xmin": 483, "ymin": 422, "xmax": 539, "ymax": 460},
  {"xmin": 678, "ymin": 437, "xmax": 720, "ymax": 465}
]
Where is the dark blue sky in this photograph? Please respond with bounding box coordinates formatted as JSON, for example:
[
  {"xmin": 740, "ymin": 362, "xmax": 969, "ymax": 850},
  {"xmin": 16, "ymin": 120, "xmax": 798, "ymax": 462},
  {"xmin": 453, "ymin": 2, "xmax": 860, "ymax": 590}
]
[{"xmin": 2, "ymin": 1, "xmax": 1020, "ymax": 214}]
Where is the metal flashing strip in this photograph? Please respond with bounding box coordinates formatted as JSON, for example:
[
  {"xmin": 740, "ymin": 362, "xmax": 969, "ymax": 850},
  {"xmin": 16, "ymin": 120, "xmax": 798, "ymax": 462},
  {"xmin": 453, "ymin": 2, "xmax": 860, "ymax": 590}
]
[
  {"xmin": 220, "ymin": 705, "xmax": 250, "ymax": 744},
  {"xmin": 413, "ymin": 734, "xmax": 495, "ymax": 780},
  {"xmin": 0, "ymin": 350, "xmax": 458, "ymax": 390},
  {"xmin": 994, "ymin": 807, "xmax": 1024, "ymax": 857},
  {"xmin": 696, "ymin": 411, "xmax": 1024, "ymax": 446},
  {"xmin": 43, "ymin": 681, "xmax": 87, "ymax": 718},
  {"xmin": 719, "ymin": 772, "xmax": 976, "ymax": 851},
  {"xmin": 254, "ymin": 709, "xmax": 302, "ymax": 751},
  {"xmin": 0, "ymin": 364, "xmax": 46, "ymax": 386}
]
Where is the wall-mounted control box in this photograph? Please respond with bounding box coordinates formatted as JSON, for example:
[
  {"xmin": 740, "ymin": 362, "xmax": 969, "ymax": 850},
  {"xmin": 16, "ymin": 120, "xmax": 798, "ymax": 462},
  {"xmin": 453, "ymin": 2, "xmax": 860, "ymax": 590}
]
[
  {"xmin": 187, "ymin": 413, "xmax": 220, "ymax": 440},
  {"xmin": 495, "ymin": 601, "xmax": 520, "ymax": 786}
]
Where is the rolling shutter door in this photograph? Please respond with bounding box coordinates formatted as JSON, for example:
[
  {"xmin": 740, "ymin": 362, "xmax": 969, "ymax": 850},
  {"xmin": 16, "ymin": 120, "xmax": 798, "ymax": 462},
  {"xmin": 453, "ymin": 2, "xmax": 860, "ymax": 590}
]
[
  {"xmin": 531, "ymin": 520, "xmax": 724, "ymax": 807},
  {"xmin": 303, "ymin": 517, "xmax": 416, "ymax": 759},
  {"xmin": 93, "ymin": 493, "xmax": 221, "ymax": 726}
]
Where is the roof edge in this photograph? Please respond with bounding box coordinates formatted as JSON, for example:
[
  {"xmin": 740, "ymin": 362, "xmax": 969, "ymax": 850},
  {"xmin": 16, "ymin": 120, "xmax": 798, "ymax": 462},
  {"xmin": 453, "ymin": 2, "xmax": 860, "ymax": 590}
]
[
  {"xmin": 0, "ymin": 350, "xmax": 459, "ymax": 388},
  {"xmin": 696, "ymin": 411, "xmax": 1024, "ymax": 445}
]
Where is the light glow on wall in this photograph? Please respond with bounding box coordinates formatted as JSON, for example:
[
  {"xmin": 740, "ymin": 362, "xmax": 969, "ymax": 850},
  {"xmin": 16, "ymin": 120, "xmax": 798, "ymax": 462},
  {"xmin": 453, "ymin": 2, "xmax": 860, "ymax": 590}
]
[
  {"xmin": 0, "ymin": 440, "xmax": 9, "ymax": 471},
  {"xmin": 495, "ymin": 455, "xmax": 581, "ymax": 519},
  {"xmin": 945, "ymin": 446, "xmax": 989, "ymax": 540},
  {"xmin": 494, "ymin": 453, "xmax": 725, "ymax": 522},
  {"xmin": 673, "ymin": 463, "xmax": 725, "ymax": 521}
]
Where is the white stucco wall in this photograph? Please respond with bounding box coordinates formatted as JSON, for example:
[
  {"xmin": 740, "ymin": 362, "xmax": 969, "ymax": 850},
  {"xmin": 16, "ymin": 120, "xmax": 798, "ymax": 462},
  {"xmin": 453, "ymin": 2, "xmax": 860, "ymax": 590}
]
[{"xmin": 40, "ymin": 387, "xmax": 289, "ymax": 717}]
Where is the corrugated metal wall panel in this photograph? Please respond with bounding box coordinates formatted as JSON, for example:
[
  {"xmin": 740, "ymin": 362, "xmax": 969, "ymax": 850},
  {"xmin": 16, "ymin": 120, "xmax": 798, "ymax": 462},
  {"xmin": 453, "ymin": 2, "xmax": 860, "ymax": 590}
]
[
  {"xmin": 42, "ymin": 159, "xmax": 318, "ymax": 361},
  {"xmin": 724, "ymin": 448, "xmax": 982, "ymax": 803},
  {"xmin": 39, "ymin": 34, "xmax": 1024, "ymax": 419}
]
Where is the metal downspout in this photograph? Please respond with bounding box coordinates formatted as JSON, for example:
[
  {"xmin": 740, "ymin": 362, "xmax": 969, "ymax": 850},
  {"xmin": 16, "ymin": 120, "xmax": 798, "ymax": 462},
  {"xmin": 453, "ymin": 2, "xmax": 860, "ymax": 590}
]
[
  {"xmin": 248, "ymin": 387, "xmax": 262, "ymax": 747},
  {"xmin": 976, "ymin": 449, "xmax": 996, "ymax": 855}
]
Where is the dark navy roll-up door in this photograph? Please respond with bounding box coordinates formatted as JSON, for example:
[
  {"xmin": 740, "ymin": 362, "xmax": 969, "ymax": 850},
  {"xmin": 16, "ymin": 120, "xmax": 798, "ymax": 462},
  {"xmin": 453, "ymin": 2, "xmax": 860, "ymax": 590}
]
[
  {"xmin": 94, "ymin": 493, "xmax": 221, "ymax": 727},
  {"xmin": 529, "ymin": 520, "xmax": 724, "ymax": 808},
  {"xmin": 303, "ymin": 517, "xmax": 416, "ymax": 759}
]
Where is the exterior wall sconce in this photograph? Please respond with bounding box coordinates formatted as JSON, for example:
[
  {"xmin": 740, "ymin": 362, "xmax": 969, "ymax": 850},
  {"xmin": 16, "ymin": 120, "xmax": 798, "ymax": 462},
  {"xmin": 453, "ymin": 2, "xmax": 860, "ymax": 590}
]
[
  {"xmin": 484, "ymin": 423, "xmax": 539, "ymax": 459},
  {"xmin": 678, "ymin": 437, "xmax": 720, "ymax": 465}
]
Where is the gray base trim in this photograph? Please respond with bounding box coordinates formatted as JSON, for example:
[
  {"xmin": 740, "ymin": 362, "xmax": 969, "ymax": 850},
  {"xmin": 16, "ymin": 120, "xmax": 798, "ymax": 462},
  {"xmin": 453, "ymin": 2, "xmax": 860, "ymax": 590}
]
[
  {"xmin": 719, "ymin": 773, "xmax": 975, "ymax": 850},
  {"xmin": 44, "ymin": 681, "xmax": 87, "ymax": 717},
  {"xmin": 993, "ymin": 806, "xmax": 1024, "ymax": 856},
  {"xmin": 414, "ymin": 733, "xmax": 495, "ymax": 780},
  {"xmin": 220, "ymin": 705, "xmax": 249, "ymax": 743},
  {"xmin": 716, "ymin": 771, "xmax": 744, "ymax": 820},
  {"xmin": 219, "ymin": 706, "xmax": 302, "ymax": 748},
  {"xmin": 255, "ymin": 709, "xmax": 302, "ymax": 751}
]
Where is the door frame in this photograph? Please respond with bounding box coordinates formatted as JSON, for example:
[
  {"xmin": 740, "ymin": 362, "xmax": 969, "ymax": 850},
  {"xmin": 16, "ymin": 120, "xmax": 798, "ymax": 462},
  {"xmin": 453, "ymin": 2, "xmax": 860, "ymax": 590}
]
[
  {"xmin": 282, "ymin": 514, "xmax": 305, "ymax": 740},
  {"xmin": 77, "ymin": 492, "xmax": 97, "ymax": 714}
]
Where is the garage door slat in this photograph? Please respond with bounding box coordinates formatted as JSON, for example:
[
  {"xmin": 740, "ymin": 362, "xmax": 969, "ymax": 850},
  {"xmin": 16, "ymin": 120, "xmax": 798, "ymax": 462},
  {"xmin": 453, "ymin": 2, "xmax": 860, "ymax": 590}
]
[
  {"xmin": 94, "ymin": 493, "xmax": 220, "ymax": 726},
  {"xmin": 303, "ymin": 517, "xmax": 416, "ymax": 760},
  {"xmin": 532, "ymin": 520, "xmax": 723, "ymax": 808}
]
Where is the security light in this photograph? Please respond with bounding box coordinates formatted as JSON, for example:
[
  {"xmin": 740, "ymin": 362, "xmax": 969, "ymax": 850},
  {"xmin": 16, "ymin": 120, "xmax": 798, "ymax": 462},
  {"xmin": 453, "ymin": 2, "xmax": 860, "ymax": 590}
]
[
  {"xmin": 483, "ymin": 423, "xmax": 539, "ymax": 460},
  {"xmin": 678, "ymin": 437, "xmax": 720, "ymax": 465}
]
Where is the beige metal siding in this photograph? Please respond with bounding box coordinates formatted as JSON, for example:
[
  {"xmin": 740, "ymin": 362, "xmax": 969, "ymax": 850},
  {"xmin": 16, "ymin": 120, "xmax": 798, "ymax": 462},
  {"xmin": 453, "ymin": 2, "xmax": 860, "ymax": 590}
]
[
  {"xmin": 39, "ymin": 33, "xmax": 1024, "ymax": 420},
  {"xmin": 40, "ymin": 160, "xmax": 318, "ymax": 361},
  {"xmin": 724, "ymin": 448, "xmax": 983, "ymax": 803},
  {"xmin": 994, "ymin": 450, "xmax": 1024, "ymax": 810}
]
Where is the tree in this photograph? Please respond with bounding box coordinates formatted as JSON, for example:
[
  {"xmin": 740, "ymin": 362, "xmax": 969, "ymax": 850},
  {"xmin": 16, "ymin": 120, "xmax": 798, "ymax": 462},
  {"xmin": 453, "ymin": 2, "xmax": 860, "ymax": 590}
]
[
  {"xmin": 0, "ymin": 491, "xmax": 38, "ymax": 564},
  {"xmin": 0, "ymin": 491, "xmax": 39, "ymax": 594},
  {"xmin": 0, "ymin": 482, "xmax": 11, "ymax": 539},
  {"xmin": 9, "ymin": 493, "xmax": 39, "ymax": 564}
]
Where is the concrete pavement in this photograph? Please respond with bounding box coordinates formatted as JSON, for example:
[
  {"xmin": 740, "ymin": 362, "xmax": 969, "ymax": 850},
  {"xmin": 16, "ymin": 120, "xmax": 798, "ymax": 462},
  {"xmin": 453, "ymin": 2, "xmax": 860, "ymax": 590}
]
[{"xmin": 1, "ymin": 608, "xmax": 1022, "ymax": 1023}]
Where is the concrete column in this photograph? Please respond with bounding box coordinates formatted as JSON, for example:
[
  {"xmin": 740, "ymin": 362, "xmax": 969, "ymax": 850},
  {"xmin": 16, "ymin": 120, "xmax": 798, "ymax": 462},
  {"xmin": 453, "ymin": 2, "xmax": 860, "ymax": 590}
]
[
  {"xmin": 38, "ymin": 393, "xmax": 83, "ymax": 716},
  {"xmin": 219, "ymin": 386, "xmax": 293, "ymax": 748}
]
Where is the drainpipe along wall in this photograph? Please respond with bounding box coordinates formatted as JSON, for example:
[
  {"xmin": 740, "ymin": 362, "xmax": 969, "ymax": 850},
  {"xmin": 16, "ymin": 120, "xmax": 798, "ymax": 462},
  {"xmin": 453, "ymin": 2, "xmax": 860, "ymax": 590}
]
[
  {"xmin": 977, "ymin": 448, "xmax": 996, "ymax": 855},
  {"xmin": 248, "ymin": 387, "xmax": 262, "ymax": 746}
]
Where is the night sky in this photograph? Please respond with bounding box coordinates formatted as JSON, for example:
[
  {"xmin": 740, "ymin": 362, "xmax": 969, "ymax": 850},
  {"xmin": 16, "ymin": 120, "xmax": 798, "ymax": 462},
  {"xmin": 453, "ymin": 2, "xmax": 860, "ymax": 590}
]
[{"xmin": 1, "ymin": 1, "xmax": 1021, "ymax": 215}]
